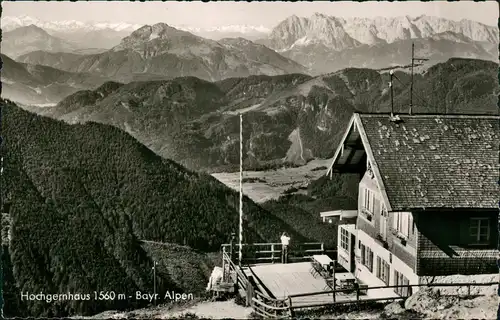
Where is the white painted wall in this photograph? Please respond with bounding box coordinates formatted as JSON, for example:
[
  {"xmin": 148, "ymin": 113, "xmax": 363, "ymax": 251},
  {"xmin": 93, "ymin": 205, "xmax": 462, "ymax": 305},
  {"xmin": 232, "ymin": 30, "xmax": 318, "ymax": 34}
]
[{"xmin": 355, "ymin": 229, "xmax": 419, "ymax": 299}]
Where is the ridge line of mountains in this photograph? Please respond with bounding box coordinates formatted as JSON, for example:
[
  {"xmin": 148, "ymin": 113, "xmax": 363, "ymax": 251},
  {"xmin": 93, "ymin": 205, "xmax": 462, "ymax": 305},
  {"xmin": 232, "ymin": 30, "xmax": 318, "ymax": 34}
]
[
  {"xmin": 0, "ymin": 11, "xmax": 498, "ymax": 319},
  {"xmin": 2, "ymin": 13, "xmax": 498, "ymax": 79},
  {"xmin": 1, "ymin": 13, "xmax": 498, "ymax": 108},
  {"xmin": 12, "ymin": 57, "xmax": 500, "ymax": 172}
]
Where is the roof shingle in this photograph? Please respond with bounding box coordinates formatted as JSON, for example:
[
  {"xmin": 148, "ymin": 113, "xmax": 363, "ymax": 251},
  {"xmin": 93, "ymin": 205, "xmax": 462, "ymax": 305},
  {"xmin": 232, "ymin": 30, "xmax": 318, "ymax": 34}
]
[{"xmin": 358, "ymin": 114, "xmax": 499, "ymax": 210}]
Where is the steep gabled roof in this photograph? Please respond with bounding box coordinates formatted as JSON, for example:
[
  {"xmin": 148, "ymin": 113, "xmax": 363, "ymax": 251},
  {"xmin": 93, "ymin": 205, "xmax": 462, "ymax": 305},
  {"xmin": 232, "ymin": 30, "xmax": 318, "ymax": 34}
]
[{"xmin": 327, "ymin": 113, "xmax": 499, "ymax": 211}]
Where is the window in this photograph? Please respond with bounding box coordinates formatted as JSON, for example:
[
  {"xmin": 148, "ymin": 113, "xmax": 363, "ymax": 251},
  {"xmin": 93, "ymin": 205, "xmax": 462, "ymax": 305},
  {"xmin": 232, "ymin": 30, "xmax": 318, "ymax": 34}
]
[
  {"xmin": 360, "ymin": 243, "xmax": 373, "ymax": 272},
  {"xmin": 340, "ymin": 228, "xmax": 349, "ymax": 251},
  {"xmin": 393, "ymin": 212, "xmax": 412, "ymax": 237},
  {"xmin": 394, "ymin": 270, "xmax": 412, "ymax": 297},
  {"xmin": 469, "ymin": 218, "xmax": 490, "ymax": 245},
  {"xmin": 363, "ymin": 188, "xmax": 372, "ymax": 212},
  {"xmin": 376, "ymin": 256, "xmax": 390, "ymax": 285},
  {"xmin": 362, "ymin": 187, "xmax": 379, "ymax": 221}
]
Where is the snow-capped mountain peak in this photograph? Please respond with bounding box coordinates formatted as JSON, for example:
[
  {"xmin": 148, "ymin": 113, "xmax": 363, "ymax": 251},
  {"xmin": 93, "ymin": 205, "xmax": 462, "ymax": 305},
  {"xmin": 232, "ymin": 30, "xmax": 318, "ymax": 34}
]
[
  {"xmin": 266, "ymin": 13, "xmax": 498, "ymax": 51},
  {"xmin": 269, "ymin": 12, "xmax": 361, "ymax": 51},
  {"xmin": 1, "ymin": 15, "xmax": 272, "ymax": 41},
  {"xmin": 1, "ymin": 15, "xmax": 143, "ymax": 33}
]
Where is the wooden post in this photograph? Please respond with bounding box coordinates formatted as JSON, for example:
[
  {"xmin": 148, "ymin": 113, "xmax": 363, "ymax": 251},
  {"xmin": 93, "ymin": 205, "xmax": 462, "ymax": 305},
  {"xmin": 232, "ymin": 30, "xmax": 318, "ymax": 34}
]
[
  {"xmin": 230, "ymin": 234, "xmax": 234, "ymax": 262},
  {"xmin": 321, "ymin": 242, "xmax": 324, "ymax": 254},
  {"xmin": 246, "ymin": 276, "xmax": 254, "ymax": 307},
  {"xmin": 288, "ymin": 296, "xmax": 294, "ymax": 318},
  {"xmin": 467, "ymin": 284, "xmax": 471, "ymax": 297},
  {"xmin": 222, "ymin": 247, "xmax": 226, "ymax": 282},
  {"xmin": 271, "ymin": 244, "xmax": 275, "ymax": 263},
  {"xmin": 332, "ymin": 262, "xmax": 336, "ymax": 302},
  {"xmin": 356, "ymin": 283, "xmax": 360, "ymax": 307}
]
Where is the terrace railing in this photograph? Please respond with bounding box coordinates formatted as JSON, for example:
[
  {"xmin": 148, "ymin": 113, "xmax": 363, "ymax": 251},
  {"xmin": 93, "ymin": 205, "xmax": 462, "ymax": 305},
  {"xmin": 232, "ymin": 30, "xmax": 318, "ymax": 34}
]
[
  {"xmin": 221, "ymin": 242, "xmax": 333, "ymax": 265},
  {"xmin": 288, "ymin": 281, "xmax": 498, "ymax": 311},
  {"xmin": 220, "ymin": 242, "xmax": 496, "ymax": 318},
  {"xmin": 221, "ymin": 250, "xmax": 292, "ymax": 319}
]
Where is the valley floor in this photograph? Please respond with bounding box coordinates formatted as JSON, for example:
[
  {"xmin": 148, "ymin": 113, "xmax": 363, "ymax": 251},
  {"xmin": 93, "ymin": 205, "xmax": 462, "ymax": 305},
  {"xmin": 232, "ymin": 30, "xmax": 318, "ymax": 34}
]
[{"xmin": 211, "ymin": 158, "xmax": 332, "ymax": 203}]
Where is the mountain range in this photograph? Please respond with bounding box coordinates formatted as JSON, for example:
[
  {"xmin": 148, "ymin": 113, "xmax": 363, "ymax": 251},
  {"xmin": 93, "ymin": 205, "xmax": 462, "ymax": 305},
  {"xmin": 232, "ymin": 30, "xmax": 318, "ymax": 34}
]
[
  {"xmin": 29, "ymin": 58, "xmax": 498, "ymax": 172},
  {"xmin": 265, "ymin": 14, "xmax": 497, "ymax": 49},
  {"xmin": 14, "ymin": 23, "xmax": 306, "ymax": 83},
  {"xmin": 1, "ymin": 15, "xmax": 270, "ymax": 48},
  {"xmin": 3, "ymin": 14, "xmax": 498, "ymax": 82},
  {"xmin": 258, "ymin": 13, "xmax": 498, "ymax": 74}
]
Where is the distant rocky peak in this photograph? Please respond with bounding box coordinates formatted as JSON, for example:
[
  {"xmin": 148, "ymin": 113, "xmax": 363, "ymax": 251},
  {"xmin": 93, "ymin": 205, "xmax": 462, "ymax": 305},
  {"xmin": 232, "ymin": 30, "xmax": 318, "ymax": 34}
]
[
  {"xmin": 309, "ymin": 14, "xmax": 345, "ymax": 30},
  {"xmin": 15, "ymin": 24, "xmax": 50, "ymax": 35},
  {"xmin": 128, "ymin": 23, "xmax": 192, "ymax": 41}
]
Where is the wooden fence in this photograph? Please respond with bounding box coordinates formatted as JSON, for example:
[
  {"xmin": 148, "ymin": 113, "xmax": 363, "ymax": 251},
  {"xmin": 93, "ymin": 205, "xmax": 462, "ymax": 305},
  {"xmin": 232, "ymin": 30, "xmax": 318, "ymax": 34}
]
[
  {"xmin": 221, "ymin": 251, "xmax": 292, "ymax": 318},
  {"xmin": 288, "ymin": 281, "xmax": 498, "ymax": 311},
  {"xmin": 221, "ymin": 242, "xmax": 333, "ymax": 265}
]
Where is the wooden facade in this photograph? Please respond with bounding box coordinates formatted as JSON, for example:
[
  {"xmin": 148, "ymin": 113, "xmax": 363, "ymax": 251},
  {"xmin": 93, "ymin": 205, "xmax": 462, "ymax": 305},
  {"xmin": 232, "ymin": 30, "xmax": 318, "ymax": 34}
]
[
  {"xmin": 357, "ymin": 169, "xmax": 418, "ymax": 273},
  {"xmin": 415, "ymin": 210, "xmax": 498, "ymax": 275}
]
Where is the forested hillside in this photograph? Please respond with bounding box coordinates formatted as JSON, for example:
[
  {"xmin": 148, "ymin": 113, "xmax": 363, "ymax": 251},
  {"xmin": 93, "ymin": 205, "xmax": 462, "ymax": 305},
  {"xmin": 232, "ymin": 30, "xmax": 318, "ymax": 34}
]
[{"xmin": 0, "ymin": 99, "xmax": 309, "ymax": 317}]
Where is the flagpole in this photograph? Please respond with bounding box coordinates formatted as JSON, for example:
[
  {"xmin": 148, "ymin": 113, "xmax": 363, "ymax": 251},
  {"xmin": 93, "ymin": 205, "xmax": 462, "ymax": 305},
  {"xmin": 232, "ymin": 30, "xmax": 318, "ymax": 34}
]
[
  {"xmin": 238, "ymin": 113, "xmax": 243, "ymax": 266},
  {"xmin": 153, "ymin": 261, "xmax": 157, "ymax": 305}
]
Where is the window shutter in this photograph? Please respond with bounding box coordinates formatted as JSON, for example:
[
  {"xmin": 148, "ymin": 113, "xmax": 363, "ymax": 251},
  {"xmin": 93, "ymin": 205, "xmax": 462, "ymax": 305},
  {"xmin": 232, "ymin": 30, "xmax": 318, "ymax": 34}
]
[
  {"xmin": 385, "ymin": 263, "xmax": 390, "ymax": 284},
  {"xmin": 360, "ymin": 187, "xmax": 364, "ymax": 209},
  {"xmin": 401, "ymin": 212, "xmax": 408, "ymax": 236},
  {"xmin": 369, "ymin": 250, "xmax": 374, "ymax": 272},
  {"xmin": 376, "ymin": 256, "xmax": 381, "ymax": 277},
  {"xmin": 408, "ymin": 214, "xmax": 413, "ymax": 235}
]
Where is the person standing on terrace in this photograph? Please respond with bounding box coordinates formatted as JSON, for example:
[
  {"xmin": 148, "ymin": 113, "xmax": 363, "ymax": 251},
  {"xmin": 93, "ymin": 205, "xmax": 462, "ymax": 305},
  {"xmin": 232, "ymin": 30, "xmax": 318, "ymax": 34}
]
[{"xmin": 280, "ymin": 232, "xmax": 291, "ymax": 264}]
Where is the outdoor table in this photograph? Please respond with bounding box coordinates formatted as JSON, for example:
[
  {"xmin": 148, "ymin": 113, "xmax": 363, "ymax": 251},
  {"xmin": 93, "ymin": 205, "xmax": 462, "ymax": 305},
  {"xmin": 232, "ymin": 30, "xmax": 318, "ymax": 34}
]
[{"xmin": 312, "ymin": 254, "xmax": 333, "ymax": 268}]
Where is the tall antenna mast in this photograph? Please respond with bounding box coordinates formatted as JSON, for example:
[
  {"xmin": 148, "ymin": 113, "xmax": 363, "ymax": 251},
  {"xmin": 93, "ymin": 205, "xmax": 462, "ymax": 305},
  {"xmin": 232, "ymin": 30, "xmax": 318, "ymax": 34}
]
[
  {"xmin": 238, "ymin": 113, "xmax": 243, "ymax": 266},
  {"xmin": 389, "ymin": 70, "xmax": 394, "ymax": 117},
  {"xmin": 410, "ymin": 43, "xmax": 414, "ymax": 115},
  {"xmin": 0, "ymin": 104, "xmax": 3, "ymax": 319},
  {"xmin": 410, "ymin": 42, "xmax": 429, "ymax": 115}
]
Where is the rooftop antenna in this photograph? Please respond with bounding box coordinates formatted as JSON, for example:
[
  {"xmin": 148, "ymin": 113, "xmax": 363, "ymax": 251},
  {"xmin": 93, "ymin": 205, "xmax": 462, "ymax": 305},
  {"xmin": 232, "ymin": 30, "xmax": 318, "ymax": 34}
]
[
  {"xmin": 238, "ymin": 113, "xmax": 243, "ymax": 266},
  {"xmin": 389, "ymin": 70, "xmax": 394, "ymax": 117},
  {"xmin": 388, "ymin": 70, "xmax": 401, "ymax": 122},
  {"xmin": 410, "ymin": 42, "xmax": 429, "ymax": 115}
]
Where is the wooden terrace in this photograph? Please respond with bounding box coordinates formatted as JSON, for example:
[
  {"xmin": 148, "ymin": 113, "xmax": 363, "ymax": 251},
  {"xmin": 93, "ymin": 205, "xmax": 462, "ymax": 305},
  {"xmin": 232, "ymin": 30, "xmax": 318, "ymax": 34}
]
[
  {"xmin": 247, "ymin": 262, "xmax": 362, "ymax": 307},
  {"xmin": 215, "ymin": 242, "xmax": 497, "ymax": 319}
]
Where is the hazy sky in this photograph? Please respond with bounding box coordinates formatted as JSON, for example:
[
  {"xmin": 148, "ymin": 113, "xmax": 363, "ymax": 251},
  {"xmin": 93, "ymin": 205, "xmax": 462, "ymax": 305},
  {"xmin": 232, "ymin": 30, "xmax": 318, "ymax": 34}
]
[{"xmin": 2, "ymin": 1, "xmax": 498, "ymax": 28}]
